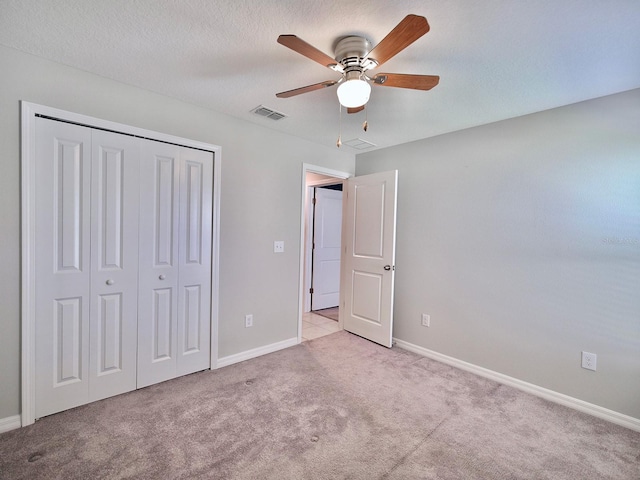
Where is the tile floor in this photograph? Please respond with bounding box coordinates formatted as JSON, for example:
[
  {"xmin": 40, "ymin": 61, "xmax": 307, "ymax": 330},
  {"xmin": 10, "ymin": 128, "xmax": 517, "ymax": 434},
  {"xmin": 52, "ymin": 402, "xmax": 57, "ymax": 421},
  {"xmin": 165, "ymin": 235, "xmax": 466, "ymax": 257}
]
[{"xmin": 302, "ymin": 311, "xmax": 341, "ymax": 341}]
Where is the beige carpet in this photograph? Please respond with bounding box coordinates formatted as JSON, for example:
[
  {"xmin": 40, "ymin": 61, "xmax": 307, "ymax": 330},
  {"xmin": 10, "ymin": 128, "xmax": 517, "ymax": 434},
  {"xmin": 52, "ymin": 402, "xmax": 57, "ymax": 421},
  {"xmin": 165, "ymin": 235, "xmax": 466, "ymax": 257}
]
[{"xmin": 1, "ymin": 331, "xmax": 639, "ymax": 479}]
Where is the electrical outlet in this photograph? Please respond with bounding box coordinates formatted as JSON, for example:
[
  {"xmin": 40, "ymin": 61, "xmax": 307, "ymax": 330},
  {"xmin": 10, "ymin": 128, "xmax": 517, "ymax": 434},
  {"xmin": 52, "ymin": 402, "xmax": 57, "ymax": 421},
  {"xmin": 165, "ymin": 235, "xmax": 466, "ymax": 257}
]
[
  {"xmin": 274, "ymin": 241, "xmax": 284, "ymax": 253},
  {"xmin": 581, "ymin": 351, "xmax": 597, "ymax": 371},
  {"xmin": 421, "ymin": 313, "xmax": 430, "ymax": 327},
  {"xmin": 245, "ymin": 314, "xmax": 253, "ymax": 328}
]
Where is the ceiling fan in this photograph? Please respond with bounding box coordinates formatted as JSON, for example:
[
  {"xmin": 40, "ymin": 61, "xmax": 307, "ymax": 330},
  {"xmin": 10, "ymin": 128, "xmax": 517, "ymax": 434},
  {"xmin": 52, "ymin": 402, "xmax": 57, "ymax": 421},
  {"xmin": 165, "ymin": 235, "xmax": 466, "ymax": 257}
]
[{"xmin": 276, "ymin": 14, "xmax": 439, "ymax": 113}]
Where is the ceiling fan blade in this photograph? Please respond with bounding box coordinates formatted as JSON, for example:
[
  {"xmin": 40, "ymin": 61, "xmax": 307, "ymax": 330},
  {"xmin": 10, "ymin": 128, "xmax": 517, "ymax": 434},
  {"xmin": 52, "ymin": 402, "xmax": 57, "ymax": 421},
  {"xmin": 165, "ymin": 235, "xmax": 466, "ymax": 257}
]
[
  {"xmin": 347, "ymin": 106, "xmax": 365, "ymax": 114},
  {"xmin": 372, "ymin": 73, "xmax": 439, "ymax": 90},
  {"xmin": 366, "ymin": 15, "xmax": 430, "ymax": 67},
  {"xmin": 278, "ymin": 35, "xmax": 342, "ymax": 70},
  {"xmin": 276, "ymin": 80, "xmax": 338, "ymax": 98}
]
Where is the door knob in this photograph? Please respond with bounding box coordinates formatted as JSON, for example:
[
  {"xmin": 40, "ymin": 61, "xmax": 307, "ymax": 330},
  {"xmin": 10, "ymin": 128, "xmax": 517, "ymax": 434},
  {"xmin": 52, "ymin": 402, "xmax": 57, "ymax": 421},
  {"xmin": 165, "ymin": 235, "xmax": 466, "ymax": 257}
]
[
  {"xmin": 384, "ymin": 265, "xmax": 392, "ymax": 271},
  {"xmin": 105, "ymin": 279, "xmax": 114, "ymax": 285},
  {"xmin": 159, "ymin": 274, "xmax": 166, "ymax": 280}
]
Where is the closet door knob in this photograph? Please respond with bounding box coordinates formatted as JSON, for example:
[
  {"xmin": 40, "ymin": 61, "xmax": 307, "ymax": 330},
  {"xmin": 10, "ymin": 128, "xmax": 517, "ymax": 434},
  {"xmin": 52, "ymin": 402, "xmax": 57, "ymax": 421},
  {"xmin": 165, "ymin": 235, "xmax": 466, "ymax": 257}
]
[
  {"xmin": 159, "ymin": 274, "xmax": 166, "ymax": 280},
  {"xmin": 106, "ymin": 279, "xmax": 114, "ymax": 285}
]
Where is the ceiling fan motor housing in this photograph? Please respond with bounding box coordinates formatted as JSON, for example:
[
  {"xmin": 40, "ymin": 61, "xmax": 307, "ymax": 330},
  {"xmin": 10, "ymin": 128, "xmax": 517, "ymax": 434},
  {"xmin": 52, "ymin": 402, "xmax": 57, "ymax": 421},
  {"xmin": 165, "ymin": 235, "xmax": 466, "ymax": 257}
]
[{"xmin": 334, "ymin": 36, "xmax": 378, "ymax": 77}]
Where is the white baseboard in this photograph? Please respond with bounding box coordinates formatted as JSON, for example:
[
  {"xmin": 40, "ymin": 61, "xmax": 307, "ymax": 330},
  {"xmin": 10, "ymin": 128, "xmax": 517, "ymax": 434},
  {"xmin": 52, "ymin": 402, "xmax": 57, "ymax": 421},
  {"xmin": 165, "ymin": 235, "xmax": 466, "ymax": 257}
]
[
  {"xmin": 393, "ymin": 338, "xmax": 640, "ymax": 433},
  {"xmin": 0, "ymin": 415, "xmax": 22, "ymax": 434},
  {"xmin": 217, "ymin": 337, "xmax": 299, "ymax": 369}
]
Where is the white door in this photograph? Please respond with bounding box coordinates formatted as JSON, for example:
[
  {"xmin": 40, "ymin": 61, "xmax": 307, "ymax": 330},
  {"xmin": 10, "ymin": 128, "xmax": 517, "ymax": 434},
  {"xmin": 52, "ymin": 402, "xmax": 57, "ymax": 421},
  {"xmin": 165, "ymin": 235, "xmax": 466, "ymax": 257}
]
[
  {"xmin": 137, "ymin": 141, "xmax": 180, "ymax": 388},
  {"xmin": 89, "ymin": 130, "xmax": 140, "ymax": 402},
  {"xmin": 137, "ymin": 142, "xmax": 213, "ymax": 388},
  {"xmin": 35, "ymin": 119, "xmax": 92, "ymax": 417},
  {"xmin": 311, "ymin": 187, "xmax": 343, "ymax": 310},
  {"xmin": 342, "ymin": 170, "xmax": 398, "ymax": 348},
  {"xmin": 34, "ymin": 120, "xmax": 140, "ymax": 417},
  {"xmin": 176, "ymin": 147, "xmax": 213, "ymax": 377}
]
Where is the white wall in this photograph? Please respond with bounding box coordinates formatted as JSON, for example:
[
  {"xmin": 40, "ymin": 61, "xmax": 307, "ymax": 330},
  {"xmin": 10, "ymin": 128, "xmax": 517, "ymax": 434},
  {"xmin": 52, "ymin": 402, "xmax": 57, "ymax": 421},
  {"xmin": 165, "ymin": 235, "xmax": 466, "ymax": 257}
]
[
  {"xmin": 0, "ymin": 45, "xmax": 355, "ymax": 420},
  {"xmin": 356, "ymin": 89, "xmax": 640, "ymax": 419}
]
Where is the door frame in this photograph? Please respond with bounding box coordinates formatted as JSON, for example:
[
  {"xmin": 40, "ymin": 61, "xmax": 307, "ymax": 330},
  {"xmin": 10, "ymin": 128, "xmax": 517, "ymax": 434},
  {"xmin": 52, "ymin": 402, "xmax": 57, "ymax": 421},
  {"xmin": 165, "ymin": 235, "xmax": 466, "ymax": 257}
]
[
  {"xmin": 298, "ymin": 164, "xmax": 351, "ymax": 343},
  {"xmin": 20, "ymin": 102, "xmax": 222, "ymax": 426}
]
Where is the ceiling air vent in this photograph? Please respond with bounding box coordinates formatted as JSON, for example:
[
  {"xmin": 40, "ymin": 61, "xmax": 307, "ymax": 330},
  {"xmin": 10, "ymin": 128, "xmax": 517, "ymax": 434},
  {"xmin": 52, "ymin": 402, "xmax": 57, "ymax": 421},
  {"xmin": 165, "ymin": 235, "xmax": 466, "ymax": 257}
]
[
  {"xmin": 252, "ymin": 105, "xmax": 287, "ymax": 121},
  {"xmin": 344, "ymin": 138, "xmax": 377, "ymax": 150}
]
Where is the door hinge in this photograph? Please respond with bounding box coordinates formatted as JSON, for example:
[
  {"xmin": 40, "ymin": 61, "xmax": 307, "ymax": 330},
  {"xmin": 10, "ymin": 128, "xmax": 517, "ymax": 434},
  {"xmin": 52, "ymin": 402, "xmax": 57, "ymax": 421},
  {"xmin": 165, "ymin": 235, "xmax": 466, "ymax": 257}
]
[
  {"xmin": 312, "ymin": 197, "xmax": 316, "ymax": 205},
  {"xmin": 309, "ymin": 287, "xmax": 314, "ymax": 294}
]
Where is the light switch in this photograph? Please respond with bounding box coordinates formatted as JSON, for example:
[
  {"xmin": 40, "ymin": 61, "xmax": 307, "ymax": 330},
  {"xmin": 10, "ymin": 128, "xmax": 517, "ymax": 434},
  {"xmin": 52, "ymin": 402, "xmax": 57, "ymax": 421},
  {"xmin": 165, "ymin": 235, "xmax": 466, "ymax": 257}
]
[{"xmin": 274, "ymin": 241, "xmax": 284, "ymax": 253}]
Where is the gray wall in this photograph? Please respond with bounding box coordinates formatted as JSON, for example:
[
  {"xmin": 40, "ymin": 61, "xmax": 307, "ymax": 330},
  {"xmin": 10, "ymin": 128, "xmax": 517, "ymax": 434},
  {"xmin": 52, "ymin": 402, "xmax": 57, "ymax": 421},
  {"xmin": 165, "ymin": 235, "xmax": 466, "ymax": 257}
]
[
  {"xmin": 0, "ymin": 45, "xmax": 355, "ymax": 420},
  {"xmin": 356, "ymin": 89, "xmax": 640, "ymax": 419}
]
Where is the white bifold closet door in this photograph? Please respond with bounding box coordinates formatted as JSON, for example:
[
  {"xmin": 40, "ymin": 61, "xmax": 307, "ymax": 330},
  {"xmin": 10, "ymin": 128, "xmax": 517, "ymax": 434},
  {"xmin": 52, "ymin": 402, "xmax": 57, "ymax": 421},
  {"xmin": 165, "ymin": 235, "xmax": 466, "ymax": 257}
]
[
  {"xmin": 34, "ymin": 117, "xmax": 213, "ymax": 418},
  {"xmin": 34, "ymin": 118, "xmax": 140, "ymax": 417},
  {"xmin": 137, "ymin": 141, "xmax": 213, "ymax": 388}
]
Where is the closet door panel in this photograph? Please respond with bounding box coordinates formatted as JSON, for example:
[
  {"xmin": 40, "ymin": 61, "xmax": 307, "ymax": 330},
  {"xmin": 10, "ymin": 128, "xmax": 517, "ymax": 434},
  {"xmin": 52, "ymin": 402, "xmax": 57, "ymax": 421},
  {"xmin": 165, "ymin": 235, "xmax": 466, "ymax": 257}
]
[
  {"xmin": 51, "ymin": 297, "xmax": 84, "ymax": 391},
  {"xmin": 35, "ymin": 118, "xmax": 92, "ymax": 418},
  {"xmin": 152, "ymin": 287, "xmax": 174, "ymax": 360},
  {"xmin": 182, "ymin": 285, "xmax": 202, "ymax": 353},
  {"xmin": 155, "ymin": 157, "xmax": 178, "ymax": 266},
  {"xmin": 177, "ymin": 149, "xmax": 213, "ymax": 375},
  {"xmin": 89, "ymin": 130, "xmax": 140, "ymax": 402},
  {"xmin": 138, "ymin": 142, "xmax": 180, "ymax": 388},
  {"xmin": 96, "ymin": 293, "xmax": 123, "ymax": 370}
]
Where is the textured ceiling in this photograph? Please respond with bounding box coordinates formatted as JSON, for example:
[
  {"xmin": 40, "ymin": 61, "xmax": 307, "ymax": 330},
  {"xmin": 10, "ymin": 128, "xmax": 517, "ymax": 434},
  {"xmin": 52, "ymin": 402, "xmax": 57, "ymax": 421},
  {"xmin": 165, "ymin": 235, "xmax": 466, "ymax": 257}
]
[{"xmin": 1, "ymin": 0, "xmax": 639, "ymax": 151}]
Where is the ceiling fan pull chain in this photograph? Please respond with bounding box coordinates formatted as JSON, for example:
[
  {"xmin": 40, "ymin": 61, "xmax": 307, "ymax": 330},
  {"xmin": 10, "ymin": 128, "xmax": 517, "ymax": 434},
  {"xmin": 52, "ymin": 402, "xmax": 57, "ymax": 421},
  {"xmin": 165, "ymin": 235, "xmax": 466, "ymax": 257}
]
[
  {"xmin": 337, "ymin": 104, "xmax": 342, "ymax": 148},
  {"xmin": 363, "ymin": 106, "xmax": 368, "ymax": 132}
]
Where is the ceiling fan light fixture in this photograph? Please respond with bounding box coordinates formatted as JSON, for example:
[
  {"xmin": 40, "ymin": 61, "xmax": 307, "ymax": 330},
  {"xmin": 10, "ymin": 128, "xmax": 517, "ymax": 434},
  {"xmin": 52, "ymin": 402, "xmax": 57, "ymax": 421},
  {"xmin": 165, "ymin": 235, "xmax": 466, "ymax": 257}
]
[{"xmin": 337, "ymin": 77, "xmax": 371, "ymax": 108}]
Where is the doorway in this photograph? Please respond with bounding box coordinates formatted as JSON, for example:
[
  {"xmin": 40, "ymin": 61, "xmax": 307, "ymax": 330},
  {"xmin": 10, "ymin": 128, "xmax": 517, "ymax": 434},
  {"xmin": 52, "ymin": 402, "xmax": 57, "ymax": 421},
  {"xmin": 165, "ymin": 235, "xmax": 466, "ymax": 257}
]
[{"xmin": 298, "ymin": 165, "xmax": 351, "ymax": 343}]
